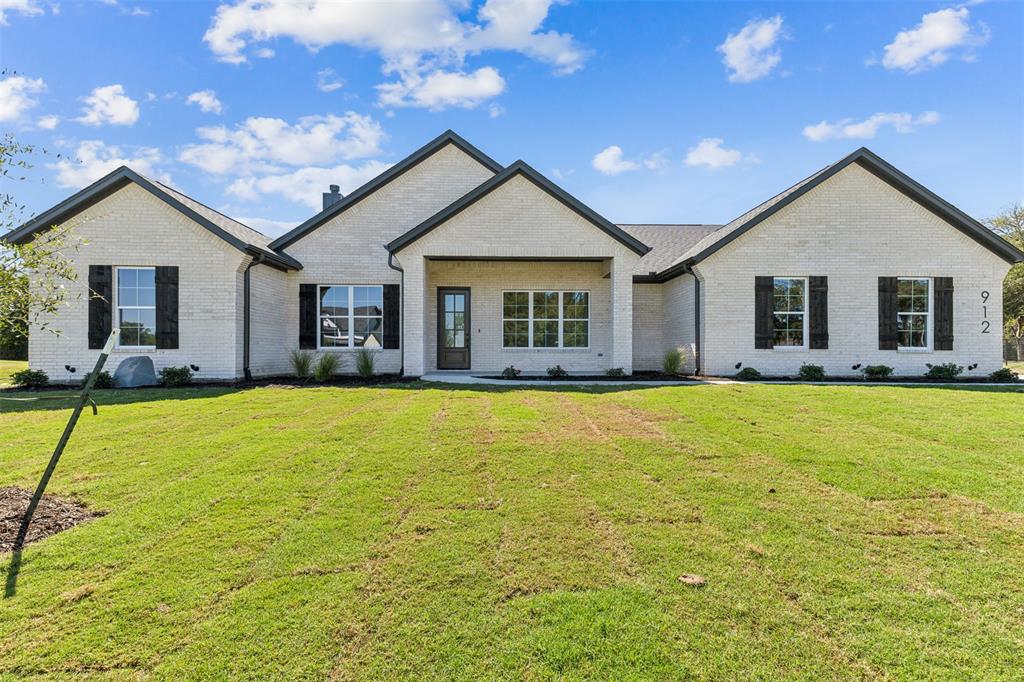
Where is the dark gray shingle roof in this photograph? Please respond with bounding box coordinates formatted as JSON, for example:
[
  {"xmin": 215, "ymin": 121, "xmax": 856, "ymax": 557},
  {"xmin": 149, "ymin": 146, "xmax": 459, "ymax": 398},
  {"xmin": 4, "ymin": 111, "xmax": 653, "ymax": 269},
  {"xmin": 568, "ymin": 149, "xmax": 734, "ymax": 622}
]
[{"xmin": 617, "ymin": 224, "xmax": 722, "ymax": 275}]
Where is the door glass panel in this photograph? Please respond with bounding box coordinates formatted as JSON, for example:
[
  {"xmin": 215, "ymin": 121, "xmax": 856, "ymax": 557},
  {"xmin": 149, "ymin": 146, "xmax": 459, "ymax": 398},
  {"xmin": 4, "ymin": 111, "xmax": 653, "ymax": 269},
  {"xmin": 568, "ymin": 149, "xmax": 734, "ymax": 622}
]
[{"xmin": 442, "ymin": 293, "xmax": 467, "ymax": 349}]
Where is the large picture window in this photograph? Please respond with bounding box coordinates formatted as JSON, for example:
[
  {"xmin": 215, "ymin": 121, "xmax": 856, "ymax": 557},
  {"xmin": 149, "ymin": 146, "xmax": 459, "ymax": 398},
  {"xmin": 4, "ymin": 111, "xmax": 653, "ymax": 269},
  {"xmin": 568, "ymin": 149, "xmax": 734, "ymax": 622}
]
[
  {"xmin": 502, "ymin": 290, "xmax": 589, "ymax": 349},
  {"xmin": 772, "ymin": 277, "xmax": 807, "ymax": 348},
  {"xmin": 897, "ymin": 277, "xmax": 930, "ymax": 349},
  {"xmin": 116, "ymin": 266, "xmax": 156, "ymax": 348},
  {"xmin": 319, "ymin": 285, "xmax": 383, "ymax": 349}
]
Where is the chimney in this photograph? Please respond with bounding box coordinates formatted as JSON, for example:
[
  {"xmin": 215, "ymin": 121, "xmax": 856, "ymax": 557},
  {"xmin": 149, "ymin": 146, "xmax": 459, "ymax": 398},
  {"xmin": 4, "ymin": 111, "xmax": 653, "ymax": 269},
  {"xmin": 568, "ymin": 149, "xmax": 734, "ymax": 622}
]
[{"xmin": 322, "ymin": 184, "xmax": 342, "ymax": 211}]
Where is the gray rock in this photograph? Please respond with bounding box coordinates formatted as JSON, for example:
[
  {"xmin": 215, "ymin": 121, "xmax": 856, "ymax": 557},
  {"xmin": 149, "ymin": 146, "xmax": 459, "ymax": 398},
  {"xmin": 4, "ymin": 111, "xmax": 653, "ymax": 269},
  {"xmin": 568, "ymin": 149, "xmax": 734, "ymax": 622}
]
[{"xmin": 112, "ymin": 356, "xmax": 158, "ymax": 388}]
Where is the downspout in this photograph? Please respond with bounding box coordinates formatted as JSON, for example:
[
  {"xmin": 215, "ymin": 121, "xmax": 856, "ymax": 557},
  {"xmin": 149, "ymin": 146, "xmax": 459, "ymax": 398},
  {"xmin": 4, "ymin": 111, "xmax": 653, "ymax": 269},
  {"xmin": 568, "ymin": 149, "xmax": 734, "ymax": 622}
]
[
  {"xmin": 243, "ymin": 256, "xmax": 259, "ymax": 381},
  {"xmin": 693, "ymin": 272, "xmax": 702, "ymax": 376},
  {"xmin": 386, "ymin": 250, "xmax": 404, "ymax": 376}
]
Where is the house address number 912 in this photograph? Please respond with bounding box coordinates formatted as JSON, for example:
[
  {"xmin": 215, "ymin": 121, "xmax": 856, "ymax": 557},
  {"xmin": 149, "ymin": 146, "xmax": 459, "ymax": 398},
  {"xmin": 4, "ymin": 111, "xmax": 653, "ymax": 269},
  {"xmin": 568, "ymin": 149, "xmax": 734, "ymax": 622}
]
[{"xmin": 981, "ymin": 290, "xmax": 991, "ymax": 334}]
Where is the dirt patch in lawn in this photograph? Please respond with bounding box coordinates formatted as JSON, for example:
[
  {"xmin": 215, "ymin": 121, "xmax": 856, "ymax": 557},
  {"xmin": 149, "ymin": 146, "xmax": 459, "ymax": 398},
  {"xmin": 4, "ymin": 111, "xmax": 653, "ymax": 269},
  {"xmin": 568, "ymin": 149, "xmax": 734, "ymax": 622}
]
[{"xmin": 0, "ymin": 486, "xmax": 105, "ymax": 553}]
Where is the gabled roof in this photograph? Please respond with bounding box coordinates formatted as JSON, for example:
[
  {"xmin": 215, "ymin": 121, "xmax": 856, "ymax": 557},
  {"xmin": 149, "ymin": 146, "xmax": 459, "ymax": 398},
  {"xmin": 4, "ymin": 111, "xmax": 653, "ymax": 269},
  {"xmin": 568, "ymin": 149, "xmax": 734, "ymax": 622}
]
[
  {"xmin": 670, "ymin": 147, "xmax": 1024, "ymax": 269},
  {"xmin": 5, "ymin": 166, "xmax": 302, "ymax": 271},
  {"xmin": 269, "ymin": 129, "xmax": 504, "ymax": 251},
  {"xmin": 618, "ymin": 224, "xmax": 721, "ymax": 277},
  {"xmin": 388, "ymin": 161, "xmax": 652, "ymax": 256}
]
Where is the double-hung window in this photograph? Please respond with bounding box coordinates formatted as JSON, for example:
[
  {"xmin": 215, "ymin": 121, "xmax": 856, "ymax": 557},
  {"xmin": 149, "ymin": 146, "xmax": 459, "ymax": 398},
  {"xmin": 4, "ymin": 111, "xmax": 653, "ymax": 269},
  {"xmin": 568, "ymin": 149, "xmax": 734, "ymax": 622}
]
[
  {"xmin": 319, "ymin": 285, "xmax": 383, "ymax": 349},
  {"xmin": 897, "ymin": 277, "xmax": 930, "ymax": 349},
  {"xmin": 502, "ymin": 290, "xmax": 589, "ymax": 349},
  {"xmin": 772, "ymin": 277, "xmax": 807, "ymax": 348},
  {"xmin": 116, "ymin": 266, "xmax": 156, "ymax": 348}
]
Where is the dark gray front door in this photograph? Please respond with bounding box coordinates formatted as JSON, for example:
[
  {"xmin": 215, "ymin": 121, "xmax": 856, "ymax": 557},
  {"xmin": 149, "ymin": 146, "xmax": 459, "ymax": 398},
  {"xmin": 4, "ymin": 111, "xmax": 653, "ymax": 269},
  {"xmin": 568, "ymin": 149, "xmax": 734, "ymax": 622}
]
[{"xmin": 437, "ymin": 288, "xmax": 470, "ymax": 369}]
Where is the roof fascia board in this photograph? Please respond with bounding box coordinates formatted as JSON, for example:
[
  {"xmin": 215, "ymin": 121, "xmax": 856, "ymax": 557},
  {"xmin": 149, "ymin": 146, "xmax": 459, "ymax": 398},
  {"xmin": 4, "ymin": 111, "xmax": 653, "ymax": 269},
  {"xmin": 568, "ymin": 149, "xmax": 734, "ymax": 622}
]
[
  {"xmin": 388, "ymin": 161, "xmax": 651, "ymax": 256},
  {"xmin": 268, "ymin": 130, "xmax": 503, "ymax": 251}
]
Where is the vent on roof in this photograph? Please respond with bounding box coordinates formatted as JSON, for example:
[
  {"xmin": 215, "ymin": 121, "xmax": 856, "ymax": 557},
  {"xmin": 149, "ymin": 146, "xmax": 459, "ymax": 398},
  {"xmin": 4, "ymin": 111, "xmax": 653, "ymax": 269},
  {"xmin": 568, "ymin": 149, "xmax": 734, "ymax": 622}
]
[{"xmin": 322, "ymin": 184, "xmax": 343, "ymax": 211}]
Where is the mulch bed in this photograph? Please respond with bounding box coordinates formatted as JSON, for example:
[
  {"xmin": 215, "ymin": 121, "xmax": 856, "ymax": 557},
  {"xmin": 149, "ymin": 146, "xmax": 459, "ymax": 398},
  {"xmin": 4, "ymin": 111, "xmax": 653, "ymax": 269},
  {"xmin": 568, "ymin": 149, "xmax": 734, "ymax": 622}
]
[
  {"xmin": 0, "ymin": 487, "xmax": 105, "ymax": 553},
  {"xmin": 0, "ymin": 374, "xmax": 419, "ymax": 393},
  {"xmin": 479, "ymin": 371, "xmax": 699, "ymax": 382}
]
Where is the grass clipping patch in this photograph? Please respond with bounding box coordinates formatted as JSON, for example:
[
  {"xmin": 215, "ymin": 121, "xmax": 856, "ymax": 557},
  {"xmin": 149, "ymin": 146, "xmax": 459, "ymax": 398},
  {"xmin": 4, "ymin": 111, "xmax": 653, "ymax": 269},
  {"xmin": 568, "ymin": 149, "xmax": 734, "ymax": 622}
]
[{"xmin": 0, "ymin": 486, "xmax": 104, "ymax": 553}]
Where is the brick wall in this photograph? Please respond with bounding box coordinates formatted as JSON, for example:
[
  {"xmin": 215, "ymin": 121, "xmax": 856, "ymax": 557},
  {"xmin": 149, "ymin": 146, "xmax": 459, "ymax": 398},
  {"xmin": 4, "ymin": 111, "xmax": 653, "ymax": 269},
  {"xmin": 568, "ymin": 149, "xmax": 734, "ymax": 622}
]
[
  {"xmin": 694, "ymin": 164, "xmax": 1012, "ymax": 377},
  {"xmin": 267, "ymin": 143, "xmax": 497, "ymax": 376},
  {"xmin": 28, "ymin": 184, "xmax": 247, "ymax": 382}
]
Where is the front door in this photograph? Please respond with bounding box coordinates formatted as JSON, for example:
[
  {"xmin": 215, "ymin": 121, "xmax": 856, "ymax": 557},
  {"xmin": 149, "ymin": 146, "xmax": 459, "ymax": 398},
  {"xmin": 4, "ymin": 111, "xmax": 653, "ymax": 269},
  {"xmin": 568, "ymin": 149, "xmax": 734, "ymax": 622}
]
[{"xmin": 437, "ymin": 288, "xmax": 470, "ymax": 369}]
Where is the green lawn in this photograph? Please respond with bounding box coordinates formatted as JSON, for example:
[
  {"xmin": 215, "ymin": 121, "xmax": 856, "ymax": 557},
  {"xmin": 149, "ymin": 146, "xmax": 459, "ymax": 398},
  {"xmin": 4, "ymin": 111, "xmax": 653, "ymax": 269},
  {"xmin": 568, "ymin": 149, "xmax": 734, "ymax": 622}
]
[
  {"xmin": 1, "ymin": 383, "xmax": 1023, "ymax": 680},
  {"xmin": 0, "ymin": 360, "xmax": 27, "ymax": 387}
]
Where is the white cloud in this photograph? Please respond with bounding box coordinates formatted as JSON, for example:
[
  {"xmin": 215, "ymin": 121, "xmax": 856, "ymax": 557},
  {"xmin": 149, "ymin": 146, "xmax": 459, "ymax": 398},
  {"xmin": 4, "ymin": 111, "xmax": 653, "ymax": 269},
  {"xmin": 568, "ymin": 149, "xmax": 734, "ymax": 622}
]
[
  {"xmin": 186, "ymin": 89, "xmax": 223, "ymax": 114},
  {"xmin": 0, "ymin": 74, "xmax": 45, "ymax": 122},
  {"xmin": 592, "ymin": 146, "xmax": 640, "ymax": 176},
  {"xmin": 203, "ymin": 0, "xmax": 586, "ymax": 110},
  {"xmin": 803, "ymin": 111, "xmax": 940, "ymax": 141},
  {"xmin": 178, "ymin": 112, "xmax": 385, "ymax": 175},
  {"xmin": 488, "ymin": 103, "xmax": 504, "ymax": 118},
  {"xmin": 316, "ymin": 67, "xmax": 344, "ymax": 93},
  {"xmin": 36, "ymin": 114, "xmax": 59, "ymax": 130},
  {"xmin": 718, "ymin": 15, "xmax": 785, "ymax": 83},
  {"xmin": 879, "ymin": 8, "xmax": 989, "ymax": 73},
  {"xmin": 254, "ymin": 47, "xmax": 275, "ymax": 58},
  {"xmin": 227, "ymin": 160, "xmax": 392, "ymax": 211},
  {"xmin": 50, "ymin": 140, "xmax": 167, "ymax": 188},
  {"xmin": 377, "ymin": 66, "xmax": 505, "ymax": 110},
  {"xmin": 76, "ymin": 84, "xmax": 140, "ymax": 126},
  {"xmin": 592, "ymin": 145, "xmax": 669, "ymax": 176},
  {"xmin": 684, "ymin": 138, "xmax": 744, "ymax": 169},
  {"xmin": 0, "ymin": 0, "xmax": 44, "ymax": 24}
]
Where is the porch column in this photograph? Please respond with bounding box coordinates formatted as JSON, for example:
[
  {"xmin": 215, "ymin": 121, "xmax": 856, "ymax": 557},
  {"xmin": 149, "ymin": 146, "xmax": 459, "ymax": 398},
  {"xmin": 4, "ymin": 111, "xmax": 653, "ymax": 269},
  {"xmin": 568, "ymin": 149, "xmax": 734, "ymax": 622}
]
[
  {"xmin": 609, "ymin": 256, "xmax": 634, "ymax": 373},
  {"xmin": 402, "ymin": 256, "xmax": 427, "ymax": 376}
]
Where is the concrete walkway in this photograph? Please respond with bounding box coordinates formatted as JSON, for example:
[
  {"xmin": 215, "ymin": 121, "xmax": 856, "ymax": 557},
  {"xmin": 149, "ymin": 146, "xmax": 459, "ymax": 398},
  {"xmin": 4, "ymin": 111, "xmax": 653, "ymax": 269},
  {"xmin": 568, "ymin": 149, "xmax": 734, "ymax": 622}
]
[{"xmin": 419, "ymin": 373, "xmax": 1022, "ymax": 388}]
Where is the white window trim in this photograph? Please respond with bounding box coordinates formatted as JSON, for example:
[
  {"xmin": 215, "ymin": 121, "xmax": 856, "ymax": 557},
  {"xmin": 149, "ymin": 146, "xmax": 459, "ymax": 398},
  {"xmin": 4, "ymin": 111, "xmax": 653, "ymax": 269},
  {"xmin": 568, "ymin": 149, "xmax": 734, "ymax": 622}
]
[
  {"xmin": 501, "ymin": 289, "xmax": 591, "ymax": 351},
  {"xmin": 114, "ymin": 265, "xmax": 156, "ymax": 350},
  {"xmin": 772, "ymin": 276, "xmax": 808, "ymax": 351},
  {"xmin": 317, "ymin": 284, "xmax": 384, "ymax": 351},
  {"xmin": 897, "ymin": 276, "xmax": 933, "ymax": 352}
]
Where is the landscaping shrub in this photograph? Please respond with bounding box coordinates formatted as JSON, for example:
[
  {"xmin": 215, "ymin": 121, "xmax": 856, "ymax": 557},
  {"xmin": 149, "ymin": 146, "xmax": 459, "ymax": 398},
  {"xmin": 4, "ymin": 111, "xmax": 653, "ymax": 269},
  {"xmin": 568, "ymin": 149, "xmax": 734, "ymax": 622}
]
[
  {"xmin": 989, "ymin": 367, "xmax": 1019, "ymax": 383},
  {"xmin": 606, "ymin": 367, "xmax": 625, "ymax": 377},
  {"xmin": 501, "ymin": 365, "xmax": 521, "ymax": 379},
  {"xmin": 797, "ymin": 363, "xmax": 826, "ymax": 381},
  {"xmin": 924, "ymin": 363, "xmax": 963, "ymax": 381},
  {"xmin": 546, "ymin": 365, "xmax": 568, "ymax": 378},
  {"xmin": 312, "ymin": 353, "xmax": 340, "ymax": 382},
  {"xmin": 10, "ymin": 368, "xmax": 49, "ymax": 389},
  {"xmin": 159, "ymin": 366, "xmax": 193, "ymax": 387},
  {"xmin": 355, "ymin": 348, "xmax": 375, "ymax": 378},
  {"xmin": 862, "ymin": 365, "xmax": 893, "ymax": 380},
  {"xmin": 290, "ymin": 349, "xmax": 313, "ymax": 380},
  {"xmin": 662, "ymin": 347, "xmax": 686, "ymax": 375},
  {"xmin": 735, "ymin": 367, "xmax": 761, "ymax": 380},
  {"xmin": 81, "ymin": 370, "xmax": 114, "ymax": 389}
]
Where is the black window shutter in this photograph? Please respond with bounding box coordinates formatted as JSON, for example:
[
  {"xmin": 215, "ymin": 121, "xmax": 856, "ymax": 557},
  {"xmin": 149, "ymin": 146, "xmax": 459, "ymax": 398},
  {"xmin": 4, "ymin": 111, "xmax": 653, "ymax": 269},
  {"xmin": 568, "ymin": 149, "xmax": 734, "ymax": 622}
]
[
  {"xmin": 382, "ymin": 284, "xmax": 400, "ymax": 349},
  {"xmin": 754, "ymin": 276, "xmax": 774, "ymax": 349},
  {"xmin": 933, "ymin": 277, "xmax": 954, "ymax": 351},
  {"xmin": 155, "ymin": 266, "xmax": 179, "ymax": 349},
  {"xmin": 88, "ymin": 265, "xmax": 112, "ymax": 349},
  {"xmin": 809, "ymin": 276, "xmax": 828, "ymax": 349},
  {"xmin": 878, "ymin": 277, "xmax": 898, "ymax": 350},
  {"xmin": 299, "ymin": 284, "xmax": 317, "ymax": 349}
]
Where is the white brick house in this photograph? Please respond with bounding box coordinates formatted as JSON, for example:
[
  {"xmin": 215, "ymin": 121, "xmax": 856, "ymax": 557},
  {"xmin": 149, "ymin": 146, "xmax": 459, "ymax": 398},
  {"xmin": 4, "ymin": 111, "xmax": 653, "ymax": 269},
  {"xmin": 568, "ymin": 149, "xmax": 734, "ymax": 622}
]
[{"xmin": 9, "ymin": 131, "xmax": 1022, "ymax": 381}]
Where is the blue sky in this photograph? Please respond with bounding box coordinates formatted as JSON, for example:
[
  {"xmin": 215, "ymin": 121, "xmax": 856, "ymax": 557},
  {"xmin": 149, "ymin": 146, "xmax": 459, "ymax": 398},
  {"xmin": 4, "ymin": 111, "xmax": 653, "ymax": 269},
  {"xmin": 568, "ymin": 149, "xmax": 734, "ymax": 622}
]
[{"xmin": 2, "ymin": 0, "xmax": 1022, "ymax": 238}]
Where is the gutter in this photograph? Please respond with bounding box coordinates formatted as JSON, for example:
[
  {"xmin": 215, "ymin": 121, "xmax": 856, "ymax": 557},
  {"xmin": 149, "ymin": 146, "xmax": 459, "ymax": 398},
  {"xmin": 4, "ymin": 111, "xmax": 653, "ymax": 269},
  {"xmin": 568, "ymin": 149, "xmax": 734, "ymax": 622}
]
[
  {"xmin": 386, "ymin": 250, "xmax": 404, "ymax": 376},
  {"xmin": 242, "ymin": 256, "xmax": 260, "ymax": 381},
  {"xmin": 694, "ymin": 275, "xmax": 702, "ymax": 376}
]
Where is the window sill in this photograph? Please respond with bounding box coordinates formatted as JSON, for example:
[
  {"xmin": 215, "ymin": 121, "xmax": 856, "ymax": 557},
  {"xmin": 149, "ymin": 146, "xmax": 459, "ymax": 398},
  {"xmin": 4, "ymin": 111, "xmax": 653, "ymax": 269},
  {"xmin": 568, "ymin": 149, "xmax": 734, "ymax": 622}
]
[
  {"xmin": 771, "ymin": 346, "xmax": 808, "ymax": 352},
  {"xmin": 317, "ymin": 347, "xmax": 388, "ymax": 352},
  {"xmin": 897, "ymin": 348, "xmax": 933, "ymax": 353},
  {"xmin": 116, "ymin": 346, "xmax": 156, "ymax": 352}
]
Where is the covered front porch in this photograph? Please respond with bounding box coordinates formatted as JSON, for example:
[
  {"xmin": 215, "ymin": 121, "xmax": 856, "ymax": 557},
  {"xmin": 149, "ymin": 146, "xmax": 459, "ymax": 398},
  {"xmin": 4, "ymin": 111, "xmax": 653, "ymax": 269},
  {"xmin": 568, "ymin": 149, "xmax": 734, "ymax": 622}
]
[
  {"xmin": 384, "ymin": 161, "xmax": 649, "ymax": 377},
  {"xmin": 405, "ymin": 258, "xmax": 634, "ymax": 375}
]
